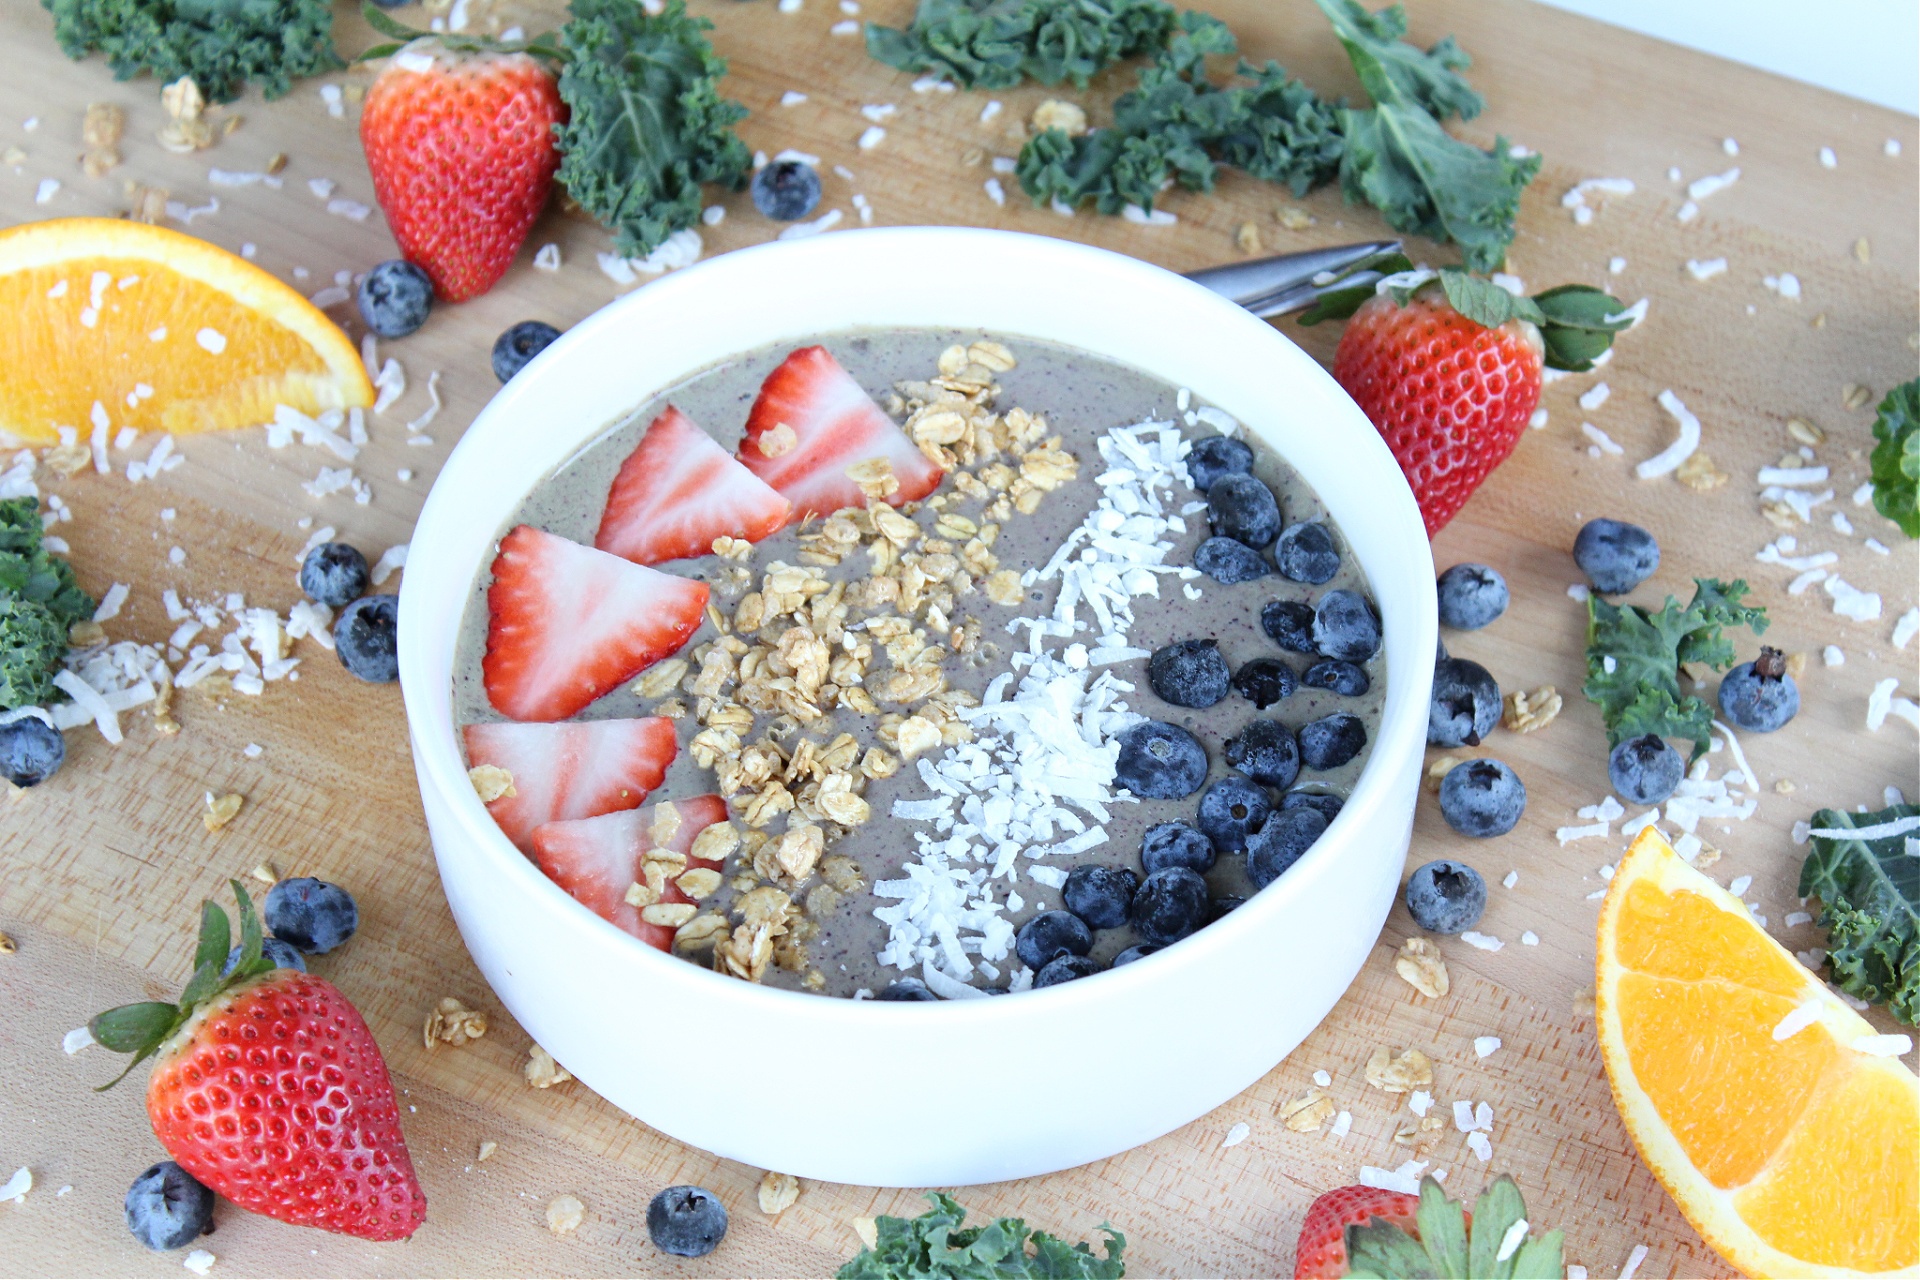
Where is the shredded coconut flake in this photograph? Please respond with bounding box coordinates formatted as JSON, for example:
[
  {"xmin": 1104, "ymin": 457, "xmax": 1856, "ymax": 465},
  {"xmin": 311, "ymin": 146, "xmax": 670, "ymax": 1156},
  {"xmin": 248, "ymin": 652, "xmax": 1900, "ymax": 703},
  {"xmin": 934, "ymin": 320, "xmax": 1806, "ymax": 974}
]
[
  {"xmin": 1637, "ymin": 390, "xmax": 1700, "ymax": 479},
  {"xmin": 1772, "ymin": 998, "xmax": 1822, "ymax": 1040}
]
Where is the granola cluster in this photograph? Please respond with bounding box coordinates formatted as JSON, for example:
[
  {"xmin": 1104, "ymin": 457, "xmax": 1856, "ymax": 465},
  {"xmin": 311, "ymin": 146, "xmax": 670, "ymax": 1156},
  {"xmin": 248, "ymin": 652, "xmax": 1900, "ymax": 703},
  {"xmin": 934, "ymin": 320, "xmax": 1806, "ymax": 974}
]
[{"xmin": 637, "ymin": 343, "xmax": 1081, "ymax": 987}]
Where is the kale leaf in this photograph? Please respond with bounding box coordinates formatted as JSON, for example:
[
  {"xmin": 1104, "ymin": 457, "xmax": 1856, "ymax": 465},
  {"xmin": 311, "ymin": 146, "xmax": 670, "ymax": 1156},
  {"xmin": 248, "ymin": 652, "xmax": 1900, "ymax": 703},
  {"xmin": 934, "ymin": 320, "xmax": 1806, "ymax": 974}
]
[
  {"xmin": 864, "ymin": 0, "xmax": 1176, "ymax": 90},
  {"xmin": 1016, "ymin": 13, "xmax": 1338, "ymax": 213},
  {"xmin": 1798, "ymin": 803, "xmax": 1920, "ymax": 1024},
  {"xmin": 1583, "ymin": 578, "xmax": 1767, "ymax": 759},
  {"xmin": 1868, "ymin": 377, "xmax": 1919, "ymax": 539},
  {"xmin": 553, "ymin": 0, "xmax": 751, "ymax": 258},
  {"xmin": 1313, "ymin": 0, "xmax": 1481, "ymax": 122},
  {"xmin": 837, "ymin": 1192, "xmax": 1126, "ymax": 1279},
  {"xmin": 0, "ymin": 497, "xmax": 90, "ymax": 712},
  {"xmin": 43, "ymin": 0, "xmax": 342, "ymax": 103}
]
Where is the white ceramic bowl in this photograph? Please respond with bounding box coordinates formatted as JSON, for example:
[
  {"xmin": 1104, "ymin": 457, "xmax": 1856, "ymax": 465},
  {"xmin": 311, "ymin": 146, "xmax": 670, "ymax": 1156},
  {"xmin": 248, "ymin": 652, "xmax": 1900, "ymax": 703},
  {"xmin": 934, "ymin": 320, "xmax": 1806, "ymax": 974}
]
[{"xmin": 400, "ymin": 227, "xmax": 1435, "ymax": 1188}]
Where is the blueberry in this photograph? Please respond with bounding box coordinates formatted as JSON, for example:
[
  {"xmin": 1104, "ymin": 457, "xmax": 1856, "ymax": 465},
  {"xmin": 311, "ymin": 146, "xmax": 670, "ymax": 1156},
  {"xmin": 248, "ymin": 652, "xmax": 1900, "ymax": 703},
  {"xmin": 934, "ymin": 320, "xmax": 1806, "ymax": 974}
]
[
  {"xmin": 1303, "ymin": 659, "xmax": 1369, "ymax": 696},
  {"xmin": 1196, "ymin": 775, "xmax": 1272, "ymax": 852},
  {"xmin": 355, "ymin": 259, "xmax": 432, "ymax": 338},
  {"xmin": 1574, "ymin": 518, "xmax": 1660, "ymax": 594},
  {"xmin": 1280, "ymin": 789, "xmax": 1344, "ymax": 821},
  {"xmin": 220, "ymin": 936, "xmax": 308, "ymax": 977},
  {"xmin": 1207, "ymin": 474, "xmax": 1282, "ymax": 548},
  {"xmin": 1034, "ymin": 955, "xmax": 1101, "ymax": 987},
  {"xmin": 874, "ymin": 978, "xmax": 937, "ymax": 1001},
  {"xmin": 1207, "ymin": 895, "xmax": 1246, "ymax": 922},
  {"xmin": 1114, "ymin": 721, "xmax": 1209, "ymax": 800},
  {"xmin": 1015, "ymin": 910, "xmax": 1092, "ymax": 970},
  {"xmin": 1437, "ymin": 759, "xmax": 1527, "ymax": 837},
  {"xmin": 1148, "ymin": 639, "xmax": 1230, "ymax": 708},
  {"xmin": 1184, "ymin": 434, "xmax": 1254, "ymax": 492},
  {"xmin": 1718, "ymin": 646, "xmax": 1799, "ymax": 732},
  {"xmin": 1231, "ymin": 657, "xmax": 1297, "ymax": 709},
  {"xmin": 0, "ymin": 716, "xmax": 64, "ymax": 787},
  {"xmin": 1608, "ymin": 733, "xmax": 1684, "ymax": 805},
  {"xmin": 1062, "ymin": 865, "xmax": 1138, "ymax": 930},
  {"xmin": 1129, "ymin": 867, "xmax": 1210, "ymax": 945},
  {"xmin": 492, "ymin": 320, "xmax": 562, "ymax": 383},
  {"xmin": 1247, "ymin": 806, "xmax": 1327, "ymax": 889},
  {"xmin": 1272, "ymin": 522, "xmax": 1340, "ymax": 584},
  {"xmin": 1313, "ymin": 590, "xmax": 1381, "ymax": 662},
  {"xmin": 1111, "ymin": 944, "xmax": 1158, "ymax": 967},
  {"xmin": 750, "ymin": 159, "xmax": 821, "ymax": 221},
  {"xmin": 299, "ymin": 542, "xmax": 368, "ymax": 608},
  {"xmin": 263, "ymin": 877, "xmax": 359, "ymax": 954},
  {"xmin": 648, "ymin": 1185, "xmax": 728, "ymax": 1258},
  {"xmin": 1405, "ymin": 860, "xmax": 1487, "ymax": 934},
  {"xmin": 334, "ymin": 594, "xmax": 399, "ymax": 682},
  {"xmin": 1141, "ymin": 821, "xmax": 1216, "ymax": 874},
  {"xmin": 1298, "ymin": 713, "xmax": 1367, "ymax": 770},
  {"xmin": 1223, "ymin": 719, "xmax": 1299, "ymax": 789},
  {"xmin": 1260, "ymin": 599, "xmax": 1318, "ymax": 654},
  {"xmin": 1428, "ymin": 656, "xmax": 1500, "ymax": 747},
  {"xmin": 125, "ymin": 1161, "xmax": 214, "ymax": 1251},
  {"xmin": 1436, "ymin": 564, "xmax": 1508, "ymax": 629},
  {"xmin": 1194, "ymin": 536, "xmax": 1270, "ymax": 584}
]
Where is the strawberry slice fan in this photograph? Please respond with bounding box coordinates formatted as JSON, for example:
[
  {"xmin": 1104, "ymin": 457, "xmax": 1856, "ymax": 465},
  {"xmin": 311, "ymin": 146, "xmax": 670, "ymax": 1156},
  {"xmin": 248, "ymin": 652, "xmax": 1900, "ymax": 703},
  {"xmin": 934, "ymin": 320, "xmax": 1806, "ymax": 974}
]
[
  {"xmin": 532, "ymin": 795, "xmax": 729, "ymax": 950},
  {"xmin": 737, "ymin": 345, "xmax": 945, "ymax": 521}
]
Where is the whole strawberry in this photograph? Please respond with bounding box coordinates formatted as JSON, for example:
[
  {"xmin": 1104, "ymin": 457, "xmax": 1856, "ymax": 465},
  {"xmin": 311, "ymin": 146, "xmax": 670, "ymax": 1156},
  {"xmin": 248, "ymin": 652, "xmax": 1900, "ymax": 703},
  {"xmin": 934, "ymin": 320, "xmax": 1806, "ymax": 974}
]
[
  {"xmin": 1325, "ymin": 269, "xmax": 1630, "ymax": 536},
  {"xmin": 1294, "ymin": 1175, "xmax": 1561, "ymax": 1278},
  {"xmin": 90, "ymin": 883, "xmax": 427, "ymax": 1242},
  {"xmin": 360, "ymin": 39, "xmax": 564, "ymax": 302}
]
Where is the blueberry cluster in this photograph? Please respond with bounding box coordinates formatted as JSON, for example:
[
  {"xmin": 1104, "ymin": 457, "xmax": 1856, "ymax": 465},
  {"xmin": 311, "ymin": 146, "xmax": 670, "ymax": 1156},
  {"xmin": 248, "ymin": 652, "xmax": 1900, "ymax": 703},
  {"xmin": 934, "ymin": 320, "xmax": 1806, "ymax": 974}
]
[
  {"xmin": 1185, "ymin": 435, "xmax": 1347, "ymax": 589},
  {"xmin": 356, "ymin": 259, "xmax": 564, "ymax": 384},
  {"xmin": 300, "ymin": 541, "xmax": 399, "ymax": 683},
  {"xmin": 124, "ymin": 877, "xmax": 359, "ymax": 1253}
]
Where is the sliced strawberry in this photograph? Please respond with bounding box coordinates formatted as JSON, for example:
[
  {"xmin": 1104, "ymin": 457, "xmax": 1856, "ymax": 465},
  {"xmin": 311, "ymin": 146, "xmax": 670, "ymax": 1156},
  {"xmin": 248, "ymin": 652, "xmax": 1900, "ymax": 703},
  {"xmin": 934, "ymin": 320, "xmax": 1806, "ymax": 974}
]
[
  {"xmin": 531, "ymin": 794, "xmax": 729, "ymax": 950},
  {"xmin": 594, "ymin": 405, "xmax": 793, "ymax": 565},
  {"xmin": 463, "ymin": 717, "xmax": 677, "ymax": 849},
  {"xmin": 1292, "ymin": 1185, "xmax": 1431, "ymax": 1278},
  {"xmin": 482, "ymin": 525, "xmax": 709, "ymax": 721},
  {"xmin": 737, "ymin": 345, "xmax": 944, "ymax": 520}
]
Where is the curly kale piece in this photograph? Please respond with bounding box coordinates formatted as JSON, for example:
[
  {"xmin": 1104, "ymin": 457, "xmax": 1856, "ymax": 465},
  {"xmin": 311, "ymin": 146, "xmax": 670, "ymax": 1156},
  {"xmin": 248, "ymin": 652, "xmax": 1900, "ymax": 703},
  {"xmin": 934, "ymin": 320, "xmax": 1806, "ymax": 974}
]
[
  {"xmin": 42, "ymin": 0, "xmax": 342, "ymax": 103},
  {"xmin": 1317, "ymin": 0, "xmax": 1535, "ymax": 272},
  {"xmin": 553, "ymin": 0, "xmax": 750, "ymax": 258},
  {"xmin": 1799, "ymin": 804, "xmax": 1920, "ymax": 1025},
  {"xmin": 864, "ymin": 0, "xmax": 1176, "ymax": 90},
  {"xmin": 1868, "ymin": 377, "xmax": 1919, "ymax": 539},
  {"xmin": 837, "ymin": 1192, "xmax": 1126, "ymax": 1279},
  {"xmin": 0, "ymin": 498, "xmax": 92, "ymax": 632},
  {"xmin": 0, "ymin": 598, "xmax": 70, "ymax": 710},
  {"xmin": 1583, "ymin": 578, "xmax": 1767, "ymax": 760},
  {"xmin": 1017, "ymin": 13, "xmax": 1338, "ymax": 213}
]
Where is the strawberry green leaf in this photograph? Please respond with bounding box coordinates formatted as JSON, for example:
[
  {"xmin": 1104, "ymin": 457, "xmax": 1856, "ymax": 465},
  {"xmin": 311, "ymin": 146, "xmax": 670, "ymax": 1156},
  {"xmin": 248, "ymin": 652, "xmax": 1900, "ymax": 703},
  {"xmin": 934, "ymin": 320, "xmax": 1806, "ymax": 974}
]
[
  {"xmin": 1438, "ymin": 269, "xmax": 1543, "ymax": 330},
  {"xmin": 193, "ymin": 900, "xmax": 231, "ymax": 978},
  {"xmin": 1336, "ymin": 104, "xmax": 1538, "ymax": 273},
  {"xmin": 1584, "ymin": 578, "xmax": 1767, "ymax": 758},
  {"xmin": 232, "ymin": 879, "xmax": 263, "ymax": 968},
  {"xmin": 1414, "ymin": 1175, "xmax": 1469, "ymax": 1276},
  {"xmin": 1509, "ymin": 1232, "xmax": 1567, "ymax": 1280},
  {"xmin": 1313, "ymin": 0, "xmax": 1483, "ymax": 121},
  {"xmin": 176, "ymin": 959, "xmax": 225, "ymax": 1010},
  {"xmin": 1466, "ymin": 1176, "xmax": 1527, "ymax": 1278},
  {"xmin": 1345, "ymin": 1218, "xmax": 1440, "ymax": 1279},
  {"xmin": 1531, "ymin": 284, "xmax": 1631, "ymax": 372},
  {"xmin": 554, "ymin": 0, "xmax": 751, "ymax": 258},
  {"xmin": 1868, "ymin": 377, "xmax": 1920, "ymax": 539},
  {"xmin": 1798, "ymin": 803, "xmax": 1920, "ymax": 1024},
  {"xmin": 1292, "ymin": 251, "xmax": 1414, "ymax": 326},
  {"xmin": 89, "ymin": 1001, "xmax": 179, "ymax": 1054}
]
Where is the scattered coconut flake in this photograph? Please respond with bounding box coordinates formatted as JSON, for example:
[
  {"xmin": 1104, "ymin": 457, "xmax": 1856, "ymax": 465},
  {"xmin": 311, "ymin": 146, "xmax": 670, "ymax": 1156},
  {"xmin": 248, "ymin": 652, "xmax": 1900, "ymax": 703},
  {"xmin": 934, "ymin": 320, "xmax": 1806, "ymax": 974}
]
[
  {"xmin": 1566, "ymin": 583, "xmax": 1589, "ymax": 601},
  {"xmin": 1685, "ymin": 258, "xmax": 1727, "ymax": 281},
  {"xmin": 780, "ymin": 90, "xmax": 808, "ymax": 106},
  {"xmin": 1865, "ymin": 678, "xmax": 1900, "ymax": 731},
  {"xmin": 195, "ymin": 327, "xmax": 226, "ymax": 354},
  {"xmin": 1637, "ymin": 390, "xmax": 1701, "ymax": 479},
  {"xmin": 777, "ymin": 209, "xmax": 843, "ymax": 240},
  {"xmin": 1622, "ymin": 807, "xmax": 1659, "ymax": 837},
  {"xmin": 1568, "ymin": 1267, "xmax": 1589, "ymax": 1279},
  {"xmin": 1328, "ymin": 1110, "xmax": 1352, "ymax": 1138},
  {"xmin": 702, "ymin": 205, "xmax": 726, "ymax": 226},
  {"xmin": 980, "ymin": 100, "xmax": 1003, "ymax": 123},
  {"xmin": 1557, "ymin": 820, "xmax": 1609, "ymax": 845},
  {"xmin": 1808, "ymin": 814, "xmax": 1920, "ymax": 843},
  {"xmin": 1528, "ymin": 407, "xmax": 1549, "ymax": 430},
  {"xmin": 1460, "ymin": 932, "xmax": 1503, "ymax": 952},
  {"xmin": 1581, "ymin": 423, "xmax": 1623, "ymax": 456},
  {"xmin": 1675, "ymin": 200, "xmax": 1699, "ymax": 223},
  {"xmin": 1221, "ymin": 1121, "xmax": 1250, "ymax": 1148},
  {"xmin": 207, "ymin": 167, "xmax": 282, "ymax": 189},
  {"xmin": 165, "ymin": 195, "xmax": 220, "ymax": 224},
  {"xmin": 92, "ymin": 582, "xmax": 130, "ymax": 622},
  {"xmin": 1520, "ymin": 930, "xmax": 1539, "ymax": 946},
  {"xmin": 1604, "ymin": 297, "xmax": 1648, "ymax": 328},
  {"xmin": 1, "ymin": 1167, "xmax": 30, "ymax": 1202},
  {"xmin": 1473, "ymin": 1035, "xmax": 1501, "ymax": 1058},
  {"xmin": 1313, "ymin": 1069, "xmax": 1332, "ymax": 1087},
  {"xmin": 1619, "ymin": 1244, "xmax": 1648, "ymax": 1280},
  {"xmin": 857, "ymin": 126, "xmax": 886, "ymax": 150},
  {"xmin": 1687, "ymin": 168, "xmax": 1739, "ymax": 200},
  {"xmin": 33, "ymin": 177, "xmax": 58, "ymax": 204},
  {"xmin": 1853, "ymin": 1034, "xmax": 1913, "ymax": 1057},
  {"xmin": 1823, "ymin": 576, "xmax": 1881, "ymax": 622},
  {"xmin": 1501, "ymin": 870, "xmax": 1518, "ymax": 889},
  {"xmin": 1495, "ymin": 1219, "xmax": 1530, "ymax": 1263},
  {"xmin": 1755, "ymin": 538, "xmax": 1836, "ymax": 572},
  {"xmin": 1762, "ymin": 272, "xmax": 1801, "ymax": 300},
  {"xmin": 52, "ymin": 668, "xmax": 122, "ymax": 742},
  {"xmin": 1728, "ymin": 873, "xmax": 1753, "ymax": 896},
  {"xmin": 983, "ymin": 178, "xmax": 1006, "ymax": 207},
  {"xmin": 532, "ymin": 243, "xmax": 561, "ymax": 271},
  {"xmin": 1358, "ymin": 1160, "xmax": 1428, "ymax": 1195},
  {"xmin": 1865, "ymin": 537, "xmax": 1891, "ymax": 555},
  {"xmin": 1453, "ymin": 1100, "xmax": 1476, "ymax": 1131},
  {"xmin": 830, "ymin": 19, "xmax": 858, "ymax": 33},
  {"xmin": 1466, "ymin": 1131, "xmax": 1492, "ymax": 1162},
  {"xmin": 1818, "ymin": 146, "xmax": 1837, "ymax": 169},
  {"xmin": 911, "ymin": 75, "xmax": 956, "ymax": 93},
  {"xmin": 63, "ymin": 1025, "xmax": 94, "ymax": 1053},
  {"xmin": 1122, "ymin": 203, "xmax": 1178, "ymax": 226},
  {"xmin": 325, "ymin": 198, "xmax": 371, "ymax": 222},
  {"xmin": 1891, "ymin": 608, "xmax": 1918, "ymax": 649},
  {"xmin": 1758, "ymin": 465, "xmax": 1828, "ymax": 487},
  {"xmin": 370, "ymin": 543, "xmax": 409, "ymax": 586},
  {"xmin": 773, "ymin": 148, "xmax": 821, "ymax": 167},
  {"xmin": 1578, "ymin": 382, "xmax": 1610, "ymax": 411},
  {"xmin": 1772, "ymin": 998, "xmax": 1822, "ymax": 1040},
  {"xmin": 183, "ymin": 1248, "xmax": 215, "ymax": 1276},
  {"xmin": 405, "ymin": 371, "xmax": 443, "ymax": 439}
]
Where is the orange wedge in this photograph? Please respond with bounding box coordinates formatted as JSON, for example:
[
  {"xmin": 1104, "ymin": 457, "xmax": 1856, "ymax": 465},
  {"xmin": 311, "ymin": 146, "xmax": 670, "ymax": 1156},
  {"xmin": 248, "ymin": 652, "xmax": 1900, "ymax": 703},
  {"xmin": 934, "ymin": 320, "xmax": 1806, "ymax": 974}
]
[
  {"xmin": 0, "ymin": 217, "xmax": 371, "ymax": 445},
  {"xmin": 1597, "ymin": 827, "xmax": 1919, "ymax": 1278}
]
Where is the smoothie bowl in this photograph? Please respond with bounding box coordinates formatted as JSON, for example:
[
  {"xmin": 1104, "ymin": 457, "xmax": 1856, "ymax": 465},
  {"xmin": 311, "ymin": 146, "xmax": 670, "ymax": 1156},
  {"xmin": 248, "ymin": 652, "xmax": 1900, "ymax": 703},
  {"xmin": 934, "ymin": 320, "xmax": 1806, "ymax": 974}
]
[{"xmin": 399, "ymin": 228, "xmax": 1435, "ymax": 1187}]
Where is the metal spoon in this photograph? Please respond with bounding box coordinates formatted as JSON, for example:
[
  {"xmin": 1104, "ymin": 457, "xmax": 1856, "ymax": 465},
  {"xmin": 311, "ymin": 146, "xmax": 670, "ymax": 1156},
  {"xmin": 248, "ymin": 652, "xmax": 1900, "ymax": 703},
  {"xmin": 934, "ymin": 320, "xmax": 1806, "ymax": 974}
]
[{"xmin": 1185, "ymin": 239, "xmax": 1402, "ymax": 318}]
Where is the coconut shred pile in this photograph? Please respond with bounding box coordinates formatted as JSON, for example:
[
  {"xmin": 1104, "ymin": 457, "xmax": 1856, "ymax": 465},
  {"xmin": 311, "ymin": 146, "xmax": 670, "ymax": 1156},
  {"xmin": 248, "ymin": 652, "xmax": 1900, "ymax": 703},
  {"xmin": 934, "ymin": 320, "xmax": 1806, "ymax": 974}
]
[{"xmin": 872, "ymin": 416, "xmax": 1205, "ymax": 995}]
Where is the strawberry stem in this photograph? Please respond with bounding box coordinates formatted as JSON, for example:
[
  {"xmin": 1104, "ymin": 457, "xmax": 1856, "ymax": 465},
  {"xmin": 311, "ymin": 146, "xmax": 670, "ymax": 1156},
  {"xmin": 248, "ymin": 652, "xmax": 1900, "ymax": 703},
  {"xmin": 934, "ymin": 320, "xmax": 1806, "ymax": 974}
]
[
  {"xmin": 356, "ymin": 1, "xmax": 564, "ymax": 64},
  {"xmin": 88, "ymin": 880, "xmax": 276, "ymax": 1091}
]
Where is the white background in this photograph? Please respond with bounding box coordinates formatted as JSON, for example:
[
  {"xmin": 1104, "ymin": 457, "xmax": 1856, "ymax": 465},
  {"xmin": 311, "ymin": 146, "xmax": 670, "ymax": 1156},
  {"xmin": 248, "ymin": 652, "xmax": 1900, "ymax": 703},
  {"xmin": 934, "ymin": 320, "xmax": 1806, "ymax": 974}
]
[{"xmin": 1532, "ymin": 0, "xmax": 1919, "ymax": 115}]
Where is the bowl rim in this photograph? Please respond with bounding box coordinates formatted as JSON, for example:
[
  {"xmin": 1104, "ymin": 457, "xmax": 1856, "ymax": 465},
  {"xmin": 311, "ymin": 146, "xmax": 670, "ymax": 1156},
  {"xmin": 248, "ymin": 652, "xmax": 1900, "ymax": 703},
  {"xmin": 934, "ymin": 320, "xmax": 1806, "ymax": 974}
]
[{"xmin": 399, "ymin": 225, "xmax": 1436, "ymax": 1022}]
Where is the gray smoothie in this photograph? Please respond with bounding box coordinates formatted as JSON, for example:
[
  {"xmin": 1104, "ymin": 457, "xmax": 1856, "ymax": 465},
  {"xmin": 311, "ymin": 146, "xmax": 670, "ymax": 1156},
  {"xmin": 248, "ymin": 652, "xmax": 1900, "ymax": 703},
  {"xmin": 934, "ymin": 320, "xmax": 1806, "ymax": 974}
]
[{"xmin": 453, "ymin": 329, "xmax": 1384, "ymax": 998}]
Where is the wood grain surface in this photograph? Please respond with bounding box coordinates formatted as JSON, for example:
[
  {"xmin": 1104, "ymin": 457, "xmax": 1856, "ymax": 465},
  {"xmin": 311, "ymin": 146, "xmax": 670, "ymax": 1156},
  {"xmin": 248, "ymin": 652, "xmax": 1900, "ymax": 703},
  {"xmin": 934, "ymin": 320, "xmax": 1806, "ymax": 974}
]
[{"xmin": 1, "ymin": 0, "xmax": 1915, "ymax": 1274}]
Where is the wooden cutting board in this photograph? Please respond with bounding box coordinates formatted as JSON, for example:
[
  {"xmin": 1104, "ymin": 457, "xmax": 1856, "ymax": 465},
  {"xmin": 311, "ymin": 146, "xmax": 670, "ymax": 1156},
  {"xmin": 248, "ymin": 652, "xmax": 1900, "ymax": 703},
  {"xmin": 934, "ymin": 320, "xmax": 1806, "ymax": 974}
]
[{"xmin": 1, "ymin": 0, "xmax": 1914, "ymax": 1273}]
